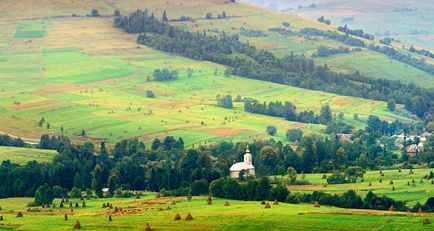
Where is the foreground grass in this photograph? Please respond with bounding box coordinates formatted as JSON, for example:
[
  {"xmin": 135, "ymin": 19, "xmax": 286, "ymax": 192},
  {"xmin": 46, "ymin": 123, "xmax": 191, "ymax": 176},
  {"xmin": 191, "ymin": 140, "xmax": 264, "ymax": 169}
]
[
  {"xmin": 278, "ymin": 168, "xmax": 434, "ymax": 206},
  {"xmin": 0, "ymin": 195, "xmax": 432, "ymax": 230},
  {"xmin": 0, "ymin": 146, "xmax": 57, "ymax": 164}
]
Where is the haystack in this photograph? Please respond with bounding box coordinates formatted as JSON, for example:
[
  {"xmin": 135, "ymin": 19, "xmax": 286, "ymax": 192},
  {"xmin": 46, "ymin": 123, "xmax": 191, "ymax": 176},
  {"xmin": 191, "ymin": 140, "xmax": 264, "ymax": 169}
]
[
  {"xmin": 264, "ymin": 203, "xmax": 271, "ymax": 209},
  {"xmin": 392, "ymin": 186, "xmax": 395, "ymax": 191},
  {"xmin": 273, "ymin": 199, "xmax": 279, "ymax": 205},
  {"xmin": 75, "ymin": 202, "xmax": 79, "ymax": 208},
  {"xmin": 224, "ymin": 201, "xmax": 230, "ymax": 206},
  {"xmin": 74, "ymin": 220, "xmax": 81, "ymax": 229},
  {"xmin": 314, "ymin": 201, "xmax": 320, "ymax": 207},
  {"xmin": 207, "ymin": 196, "xmax": 212, "ymax": 205},
  {"xmin": 144, "ymin": 223, "xmax": 151, "ymax": 231},
  {"xmin": 423, "ymin": 218, "xmax": 431, "ymax": 225},
  {"xmin": 0, "ymin": 215, "xmax": 3, "ymax": 221},
  {"xmin": 368, "ymin": 182, "xmax": 372, "ymax": 186},
  {"xmin": 174, "ymin": 213, "xmax": 181, "ymax": 220},
  {"xmin": 109, "ymin": 215, "xmax": 112, "ymax": 221},
  {"xmin": 185, "ymin": 212, "xmax": 193, "ymax": 220},
  {"xmin": 322, "ymin": 174, "xmax": 327, "ymax": 179},
  {"xmin": 261, "ymin": 200, "xmax": 266, "ymax": 205},
  {"xmin": 155, "ymin": 192, "xmax": 161, "ymax": 198},
  {"xmin": 171, "ymin": 201, "xmax": 176, "ymax": 205},
  {"xmin": 409, "ymin": 169, "xmax": 414, "ymax": 174},
  {"xmin": 388, "ymin": 205, "xmax": 395, "ymax": 211},
  {"xmin": 102, "ymin": 203, "xmax": 107, "ymax": 208},
  {"xmin": 389, "ymin": 180, "xmax": 394, "ymax": 185},
  {"xmin": 64, "ymin": 214, "xmax": 68, "ymax": 220},
  {"xmin": 16, "ymin": 212, "xmax": 23, "ymax": 218},
  {"xmin": 418, "ymin": 207, "xmax": 423, "ymax": 213}
]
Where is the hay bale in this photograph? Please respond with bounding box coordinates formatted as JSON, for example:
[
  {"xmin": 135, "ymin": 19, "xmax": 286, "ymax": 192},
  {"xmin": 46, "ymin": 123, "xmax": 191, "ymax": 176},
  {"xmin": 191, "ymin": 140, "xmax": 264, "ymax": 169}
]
[
  {"xmin": 0, "ymin": 215, "xmax": 3, "ymax": 221},
  {"xmin": 174, "ymin": 213, "xmax": 181, "ymax": 220},
  {"xmin": 16, "ymin": 212, "xmax": 23, "ymax": 218},
  {"xmin": 64, "ymin": 214, "xmax": 68, "ymax": 220},
  {"xmin": 388, "ymin": 205, "xmax": 395, "ymax": 211},
  {"xmin": 144, "ymin": 223, "xmax": 151, "ymax": 231},
  {"xmin": 224, "ymin": 201, "xmax": 230, "ymax": 206},
  {"xmin": 74, "ymin": 220, "xmax": 81, "ymax": 229},
  {"xmin": 185, "ymin": 212, "xmax": 193, "ymax": 220},
  {"xmin": 264, "ymin": 203, "xmax": 271, "ymax": 209},
  {"xmin": 155, "ymin": 192, "xmax": 161, "ymax": 198},
  {"xmin": 379, "ymin": 179, "xmax": 382, "ymax": 183},
  {"xmin": 389, "ymin": 180, "xmax": 394, "ymax": 185},
  {"xmin": 368, "ymin": 182, "xmax": 372, "ymax": 186},
  {"xmin": 273, "ymin": 199, "xmax": 279, "ymax": 205},
  {"xmin": 109, "ymin": 215, "xmax": 112, "ymax": 221},
  {"xmin": 261, "ymin": 200, "xmax": 266, "ymax": 205},
  {"xmin": 409, "ymin": 169, "xmax": 414, "ymax": 174},
  {"xmin": 171, "ymin": 201, "xmax": 176, "ymax": 205},
  {"xmin": 322, "ymin": 174, "xmax": 327, "ymax": 179},
  {"xmin": 423, "ymin": 218, "xmax": 431, "ymax": 225},
  {"xmin": 418, "ymin": 207, "xmax": 423, "ymax": 213},
  {"xmin": 314, "ymin": 201, "xmax": 320, "ymax": 207}
]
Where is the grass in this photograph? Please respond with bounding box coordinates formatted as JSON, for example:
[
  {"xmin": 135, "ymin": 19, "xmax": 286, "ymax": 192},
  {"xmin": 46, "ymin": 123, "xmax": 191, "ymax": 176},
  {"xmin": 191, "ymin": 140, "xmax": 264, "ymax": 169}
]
[
  {"xmin": 0, "ymin": 0, "xmax": 425, "ymax": 147},
  {"xmin": 0, "ymin": 146, "xmax": 58, "ymax": 164},
  {"xmin": 275, "ymin": 168, "xmax": 434, "ymax": 206},
  {"xmin": 0, "ymin": 195, "xmax": 432, "ymax": 230}
]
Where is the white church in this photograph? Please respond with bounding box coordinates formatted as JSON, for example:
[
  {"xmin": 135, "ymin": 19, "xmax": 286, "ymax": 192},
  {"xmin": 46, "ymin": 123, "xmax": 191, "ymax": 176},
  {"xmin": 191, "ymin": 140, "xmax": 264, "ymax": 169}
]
[{"xmin": 229, "ymin": 146, "xmax": 255, "ymax": 178}]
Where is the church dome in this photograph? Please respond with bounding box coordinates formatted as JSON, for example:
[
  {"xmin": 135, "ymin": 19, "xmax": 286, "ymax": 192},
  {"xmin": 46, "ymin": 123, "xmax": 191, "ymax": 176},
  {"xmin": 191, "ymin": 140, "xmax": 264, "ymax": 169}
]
[{"xmin": 230, "ymin": 162, "xmax": 255, "ymax": 172}]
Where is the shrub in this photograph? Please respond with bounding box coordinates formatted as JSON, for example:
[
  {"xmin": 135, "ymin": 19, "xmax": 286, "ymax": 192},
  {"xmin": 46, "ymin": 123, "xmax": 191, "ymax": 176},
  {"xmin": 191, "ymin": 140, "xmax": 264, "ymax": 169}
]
[{"xmin": 266, "ymin": 125, "xmax": 277, "ymax": 136}]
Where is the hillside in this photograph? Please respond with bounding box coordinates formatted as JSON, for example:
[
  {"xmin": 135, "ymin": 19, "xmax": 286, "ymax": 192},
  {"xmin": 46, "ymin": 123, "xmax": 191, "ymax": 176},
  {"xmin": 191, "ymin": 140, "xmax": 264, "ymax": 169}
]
[
  {"xmin": 0, "ymin": 0, "xmax": 431, "ymax": 147},
  {"xmin": 0, "ymin": 0, "xmax": 414, "ymax": 146},
  {"xmin": 242, "ymin": 0, "xmax": 434, "ymax": 51}
]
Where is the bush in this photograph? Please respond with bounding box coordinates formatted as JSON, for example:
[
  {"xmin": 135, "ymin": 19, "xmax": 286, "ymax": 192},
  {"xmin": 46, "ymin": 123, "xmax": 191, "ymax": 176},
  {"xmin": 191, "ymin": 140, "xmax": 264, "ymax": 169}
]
[
  {"xmin": 91, "ymin": 9, "xmax": 100, "ymax": 17},
  {"xmin": 286, "ymin": 129, "xmax": 303, "ymax": 142},
  {"xmin": 69, "ymin": 187, "xmax": 82, "ymax": 198},
  {"xmin": 266, "ymin": 125, "xmax": 277, "ymax": 136},
  {"xmin": 146, "ymin": 90, "xmax": 155, "ymax": 98}
]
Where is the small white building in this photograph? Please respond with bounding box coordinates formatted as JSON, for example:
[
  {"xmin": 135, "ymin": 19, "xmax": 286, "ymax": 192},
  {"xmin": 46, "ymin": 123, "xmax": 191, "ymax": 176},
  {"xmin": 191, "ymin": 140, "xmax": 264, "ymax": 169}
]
[{"xmin": 230, "ymin": 146, "xmax": 255, "ymax": 178}]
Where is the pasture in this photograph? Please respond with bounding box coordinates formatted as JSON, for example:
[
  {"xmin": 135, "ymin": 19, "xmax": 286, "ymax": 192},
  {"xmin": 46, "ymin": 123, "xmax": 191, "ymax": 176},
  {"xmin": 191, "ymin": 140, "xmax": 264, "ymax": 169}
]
[
  {"xmin": 0, "ymin": 146, "xmax": 57, "ymax": 165},
  {"xmin": 0, "ymin": 0, "xmax": 423, "ymax": 147},
  {"xmin": 279, "ymin": 168, "xmax": 434, "ymax": 207},
  {"xmin": 0, "ymin": 195, "xmax": 433, "ymax": 230}
]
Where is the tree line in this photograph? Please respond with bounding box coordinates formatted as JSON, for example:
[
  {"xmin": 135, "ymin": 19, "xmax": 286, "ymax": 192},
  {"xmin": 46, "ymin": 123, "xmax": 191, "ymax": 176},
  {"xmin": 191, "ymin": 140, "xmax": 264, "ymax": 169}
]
[
  {"xmin": 0, "ymin": 134, "xmax": 26, "ymax": 148},
  {"xmin": 244, "ymin": 99, "xmax": 333, "ymax": 125},
  {"xmin": 337, "ymin": 25, "xmax": 374, "ymax": 40},
  {"xmin": 314, "ymin": 46, "xmax": 361, "ymax": 57}
]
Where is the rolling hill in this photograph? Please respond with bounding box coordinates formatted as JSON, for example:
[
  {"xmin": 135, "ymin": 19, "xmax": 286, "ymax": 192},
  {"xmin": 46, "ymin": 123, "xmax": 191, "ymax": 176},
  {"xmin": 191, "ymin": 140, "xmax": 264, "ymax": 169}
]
[{"xmin": 0, "ymin": 0, "xmax": 429, "ymax": 147}]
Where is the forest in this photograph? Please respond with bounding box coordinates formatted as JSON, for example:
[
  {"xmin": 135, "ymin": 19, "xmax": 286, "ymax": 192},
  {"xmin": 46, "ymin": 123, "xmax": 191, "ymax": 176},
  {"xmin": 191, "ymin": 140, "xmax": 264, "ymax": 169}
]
[{"xmin": 114, "ymin": 10, "xmax": 434, "ymax": 120}]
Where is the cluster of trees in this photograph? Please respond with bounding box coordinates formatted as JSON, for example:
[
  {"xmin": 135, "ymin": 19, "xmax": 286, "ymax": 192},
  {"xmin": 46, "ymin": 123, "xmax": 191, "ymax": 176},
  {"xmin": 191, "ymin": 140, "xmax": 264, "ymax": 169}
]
[
  {"xmin": 205, "ymin": 11, "xmax": 227, "ymax": 20},
  {"xmin": 216, "ymin": 95, "xmax": 233, "ymax": 109},
  {"xmin": 379, "ymin": 37, "xmax": 393, "ymax": 45},
  {"xmin": 152, "ymin": 68, "xmax": 178, "ymax": 81},
  {"xmin": 337, "ymin": 25, "xmax": 374, "ymax": 40},
  {"xmin": 317, "ymin": 16, "xmax": 331, "ymax": 25},
  {"xmin": 365, "ymin": 115, "xmax": 407, "ymax": 137},
  {"xmin": 314, "ymin": 46, "xmax": 361, "ymax": 57},
  {"xmin": 0, "ymin": 134, "xmax": 26, "ymax": 147},
  {"xmin": 244, "ymin": 99, "xmax": 333, "ymax": 125},
  {"xmin": 268, "ymin": 27, "xmax": 296, "ymax": 36},
  {"xmin": 409, "ymin": 46, "xmax": 434, "ymax": 59},
  {"xmin": 300, "ymin": 27, "xmax": 365, "ymax": 47},
  {"xmin": 368, "ymin": 44, "xmax": 434, "ymax": 75},
  {"xmin": 114, "ymin": 10, "xmax": 434, "ymax": 119},
  {"xmin": 239, "ymin": 27, "xmax": 267, "ymax": 37}
]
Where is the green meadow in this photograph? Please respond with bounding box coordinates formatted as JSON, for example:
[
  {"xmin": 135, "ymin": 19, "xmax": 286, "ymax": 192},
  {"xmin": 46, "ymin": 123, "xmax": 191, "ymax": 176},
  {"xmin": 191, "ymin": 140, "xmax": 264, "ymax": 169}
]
[
  {"xmin": 0, "ymin": 195, "xmax": 432, "ymax": 231},
  {"xmin": 0, "ymin": 13, "xmax": 413, "ymax": 147},
  {"xmin": 0, "ymin": 146, "xmax": 57, "ymax": 164},
  {"xmin": 279, "ymin": 168, "xmax": 434, "ymax": 207}
]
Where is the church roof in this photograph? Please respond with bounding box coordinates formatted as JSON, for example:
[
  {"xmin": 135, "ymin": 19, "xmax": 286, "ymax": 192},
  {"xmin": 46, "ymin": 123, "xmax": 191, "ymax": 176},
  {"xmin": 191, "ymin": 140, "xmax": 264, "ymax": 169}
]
[{"xmin": 230, "ymin": 162, "xmax": 255, "ymax": 171}]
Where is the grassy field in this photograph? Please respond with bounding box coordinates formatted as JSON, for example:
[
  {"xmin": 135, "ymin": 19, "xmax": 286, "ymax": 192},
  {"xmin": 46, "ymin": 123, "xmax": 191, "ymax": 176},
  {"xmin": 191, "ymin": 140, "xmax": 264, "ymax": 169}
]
[
  {"xmin": 0, "ymin": 195, "xmax": 432, "ymax": 230},
  {"xmin": 0, "ymin": 146, "xmax": 58, "ymax": 164},
  {"xmin": 0, "ymin": 0, "xmax": 418, "ymax": 147},
  {"xmin": 277, "ymin": 168, "xmax": 434, "ymax": 207}
]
